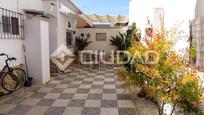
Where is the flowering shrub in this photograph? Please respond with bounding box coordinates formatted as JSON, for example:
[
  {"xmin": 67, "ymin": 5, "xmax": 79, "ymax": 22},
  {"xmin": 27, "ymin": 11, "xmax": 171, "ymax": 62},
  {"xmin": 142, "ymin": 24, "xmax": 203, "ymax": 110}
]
[{"xmin": 118, "ymin": 33, "xmax": 203, "ymax": 115}]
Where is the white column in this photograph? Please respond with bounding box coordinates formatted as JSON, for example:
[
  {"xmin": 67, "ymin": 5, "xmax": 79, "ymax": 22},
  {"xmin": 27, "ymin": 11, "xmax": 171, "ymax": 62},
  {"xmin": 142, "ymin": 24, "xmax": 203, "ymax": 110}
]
[{"xmin": 24, "ymin": 17, "xmax": 50, "ymax": 85}]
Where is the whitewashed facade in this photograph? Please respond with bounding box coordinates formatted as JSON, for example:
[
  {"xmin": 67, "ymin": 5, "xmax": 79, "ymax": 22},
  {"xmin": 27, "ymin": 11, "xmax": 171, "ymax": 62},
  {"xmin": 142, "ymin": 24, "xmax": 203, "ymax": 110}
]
[
  {"xmin": 75, "ymin": 28, "xmax": 127, "ymax": 52},
  {"xmin": 0, "ymin": 0, "xmax": 81, "ymax": 84},
  {"xmin": 192, "ymin": 0, "xmax": 204, "ymax": 69},
  {"xmin": 0, "ymin": 0, "xmax": 127, "ymax": 84}
]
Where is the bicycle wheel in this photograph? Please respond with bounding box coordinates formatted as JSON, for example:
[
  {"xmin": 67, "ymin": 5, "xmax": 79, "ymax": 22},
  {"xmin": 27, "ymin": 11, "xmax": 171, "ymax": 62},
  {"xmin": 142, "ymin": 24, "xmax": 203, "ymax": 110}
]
[
  {"xmin": 1, "ymin": 72, "xmax": 19, "ymax": 92},
  {"xmin": 10, "ymin": 68, "xmax": 26, "ymax": 89}
]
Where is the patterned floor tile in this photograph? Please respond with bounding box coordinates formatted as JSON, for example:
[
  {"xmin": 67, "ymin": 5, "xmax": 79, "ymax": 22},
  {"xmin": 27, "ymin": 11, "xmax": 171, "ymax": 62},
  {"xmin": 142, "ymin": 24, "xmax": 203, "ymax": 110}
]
[
  {"xmin": 102, "ymin": 94, "xmax": 117, "ymax": 100},
  {"xmin": 58, "ymin": 93, "xmax": 74, "ymax": 99},
  {"xmin": 73, "ymin": 94, "xmax": 88, "ymax": 99},
  {"xmin": 25, "ymin": 106, "xmax": 49, "ymax": 115},
  {"xmin": 63, "ymin": 88, "xmax": 77, "ymax": 93},
  {"xmin": 68, "ymin": 100, "xmax": 86, "ymax": 107},
  {"xmin": 82, "ymin": 108, "xmax": 100, "ymax": 115},
  {"xmin": 87, "ymin": 94, "xmax": 102, "ymax": 100},
  {"xmin": 44, "ymin": 107, "xmax": 65, "ymax": 115},
  {"xmin": 44, "ymin": 93, "xmax": 61, "ymax": 99},
  {"xmin": 30, "ymin": 92, "xmax": 47, "ymax": 98},
  {"xmin": 118, "ymin": 100, "xmax": 135, "ymax": 108},
  {"xmin": 117, "ymin": 94, "xmax": 131, "ymax": 100},
  {"xmin": 36, "ymin": 99, "xmax": 55, "ymax": 106},
  {"xmin": 0, "ymin": 104, "xmax": 17, "ymax": 114},
  {"xmin": 37, "ymin": 88, "xmax": 53, "ymax": 93},
  {"xmin": 118, "ymin": 108, "xmax": 137, "ymax": 115},
  {"xmin": 100, "ymin": 108, "xmax": 118, "ymax": 115},
  {"xmin": 9, "ymin": 105, "xmax": 32, "ymax": 115},
  {"xmin": 101, "ymin": 100, "xmax": 118, "ymax": 107},
  {"xmin": 84, "ymin": 100, "xmax": 101, "ymax": 107},
  {"xmin": 63, "ymin": 107, "xmax": 83, "ymax": 115},
  {"xmin": 21, "ymin": 98, "xmax": 41, "ymax": 106},
  {"xmin": 52, "ymin": 99, "xmax": 70, "ymax": 107},
  {"xmin": 0, "ymin": 64, "xmax": 142, "ymax": 115},
  {"xmin": 76, "ymin": 89, "xmax": 90, "ymax": 93}
]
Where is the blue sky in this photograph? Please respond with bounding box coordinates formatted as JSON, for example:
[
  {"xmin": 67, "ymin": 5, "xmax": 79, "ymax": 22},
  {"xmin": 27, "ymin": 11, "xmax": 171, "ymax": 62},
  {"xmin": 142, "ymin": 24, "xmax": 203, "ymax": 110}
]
[{"xmin": 75, "ymin": 0, "xmax": 129, "ymax": 16}]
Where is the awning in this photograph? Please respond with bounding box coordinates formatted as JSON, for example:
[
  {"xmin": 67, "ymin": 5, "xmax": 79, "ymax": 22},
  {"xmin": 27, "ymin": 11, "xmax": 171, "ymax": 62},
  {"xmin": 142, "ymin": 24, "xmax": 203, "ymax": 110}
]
[{"xmin": 87, "ymin": 14, "xmax": 128, "ymax": 25}]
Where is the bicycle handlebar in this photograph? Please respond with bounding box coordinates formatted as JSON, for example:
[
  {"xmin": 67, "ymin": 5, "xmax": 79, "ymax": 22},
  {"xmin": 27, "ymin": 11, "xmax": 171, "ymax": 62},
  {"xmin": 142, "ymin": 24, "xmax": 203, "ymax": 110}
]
[
  {"xmin": 0, "ymin": 53, "xmax": 17, "ymax": 64},
  {"xmin": 0, "ymin": 53, "xmax": 9, "ymax": 58},
  {"xmin": 9, "ymin": 57, "xmax": 16, "ymax": 61},
  {"xmin": 0, "ymin": 53, "xmax": 5, "ymax": 56}
]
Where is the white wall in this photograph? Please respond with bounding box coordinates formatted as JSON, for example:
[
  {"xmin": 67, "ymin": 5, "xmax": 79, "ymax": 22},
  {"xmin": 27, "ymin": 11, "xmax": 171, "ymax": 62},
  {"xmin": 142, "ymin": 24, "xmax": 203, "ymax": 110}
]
[
  {"xmin": 75, "ymin": 28, "xmax": 127, "ymax": 52},
  {"xmin": 0, "ymin": 0, "xmax": 42, "ymax": 13},
  {"xmin": 24, "ymin": 17, "xmax": 50, "ymax": 84},
  {"xmin": 18, "ymin": 0, "xmax": 42, "ymax": 12},
  {"xmin": 57, "ymin": 12, "xmax": 76, "ymax": 53},
  {"xmin": 195, "ymin": 0, "xmax": 204, "ymax": 18},
  {"xmin": 49, "ymin": 18, "xmax": 58, "ymax": 55},
  {"xmin": 0, "ymin": 39, "xmax": 25, "ymax": 67},
  {"xmin": 0, "ymin": 0, "xmax": 24, "ymax": 68}
]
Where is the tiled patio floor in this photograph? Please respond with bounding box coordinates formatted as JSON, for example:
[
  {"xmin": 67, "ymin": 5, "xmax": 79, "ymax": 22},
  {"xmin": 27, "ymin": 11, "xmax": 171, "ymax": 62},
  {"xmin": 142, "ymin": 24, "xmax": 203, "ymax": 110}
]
[{"xmin": 0, "ymin": 64, "xmax": 158, "ymax": 115}]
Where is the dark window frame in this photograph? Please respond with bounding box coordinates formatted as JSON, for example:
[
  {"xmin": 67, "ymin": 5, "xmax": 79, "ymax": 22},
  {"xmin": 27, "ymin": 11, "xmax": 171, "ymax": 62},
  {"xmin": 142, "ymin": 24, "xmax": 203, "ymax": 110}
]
[
  {"xmin": 66, "ymin": 30, "xmax": 73, "ymax": 47},
  {"xmin": 2, "ymin": 16, "xmax": 11, "ymax": 33}
]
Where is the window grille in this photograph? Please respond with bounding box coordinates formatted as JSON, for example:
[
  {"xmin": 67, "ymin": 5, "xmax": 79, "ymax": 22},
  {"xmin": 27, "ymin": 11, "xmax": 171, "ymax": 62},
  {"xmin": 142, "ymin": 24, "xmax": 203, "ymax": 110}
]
[
  {"xmin": 96, "ymin": 33, "xmax": 106, "ymax": 41},
  {"xmin": 0, "ymin": 7, "xmax": 24, "ymax": 39}
]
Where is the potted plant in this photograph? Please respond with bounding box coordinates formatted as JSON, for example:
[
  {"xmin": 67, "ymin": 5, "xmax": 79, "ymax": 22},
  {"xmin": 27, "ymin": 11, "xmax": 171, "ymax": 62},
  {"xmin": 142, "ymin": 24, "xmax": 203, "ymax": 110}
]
[
  {"xmin": 110, "ymin": 23, "xmax": 141, "ymax": 50},
  {"xmin": 75, "ymin": 36, "xmax": 92, "ymax": 51},
  {"xmin": 75, "ymin": 35, "xmax": 92, "ymax": 62}
]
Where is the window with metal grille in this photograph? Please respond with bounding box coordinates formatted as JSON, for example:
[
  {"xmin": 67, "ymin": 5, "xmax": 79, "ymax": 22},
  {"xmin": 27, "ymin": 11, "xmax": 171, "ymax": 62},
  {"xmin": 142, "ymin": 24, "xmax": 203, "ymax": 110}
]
[
  {"xmin": 0, "ymin": 7, "xmax": 24, "ymax": 39},
  {"xmin": 96, "ymin": 33, "xmax": 106, "ymax": 41}
]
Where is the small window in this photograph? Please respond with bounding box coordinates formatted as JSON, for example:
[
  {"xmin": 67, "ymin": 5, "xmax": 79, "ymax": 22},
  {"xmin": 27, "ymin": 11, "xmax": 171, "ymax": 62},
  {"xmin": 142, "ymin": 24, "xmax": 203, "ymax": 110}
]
[
  {"xmin": 96, "ymin": 33, "xmax": 106, "ymax": 41},
  {"xmin": 2, "ymin": 16, "xmax": 11, "ymax": 33},
  {"xmin": 66, "ymin": 31, "xmax": 73, "ymax": 47},
  {"xmin": 11, "ymin": 17, "xmax": 19, "ymax": 35}
]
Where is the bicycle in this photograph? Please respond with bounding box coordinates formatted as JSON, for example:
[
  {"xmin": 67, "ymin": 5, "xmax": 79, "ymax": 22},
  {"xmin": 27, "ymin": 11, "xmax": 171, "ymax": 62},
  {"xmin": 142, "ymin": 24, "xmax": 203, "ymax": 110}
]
[{"xmin": 0, "ymin": 53, "xmax": 26, "ymax": 94}]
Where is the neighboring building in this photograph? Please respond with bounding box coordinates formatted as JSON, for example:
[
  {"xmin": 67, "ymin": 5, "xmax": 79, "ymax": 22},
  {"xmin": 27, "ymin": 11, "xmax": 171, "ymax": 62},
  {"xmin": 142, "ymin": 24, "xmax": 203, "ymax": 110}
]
[
  {"xmin": 192, "ymin": 0, "xmax": 204, "ymax": 69},
  {"xmin": 76, "ymin": 14, "xmax": 128, "ymax": 51}
]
